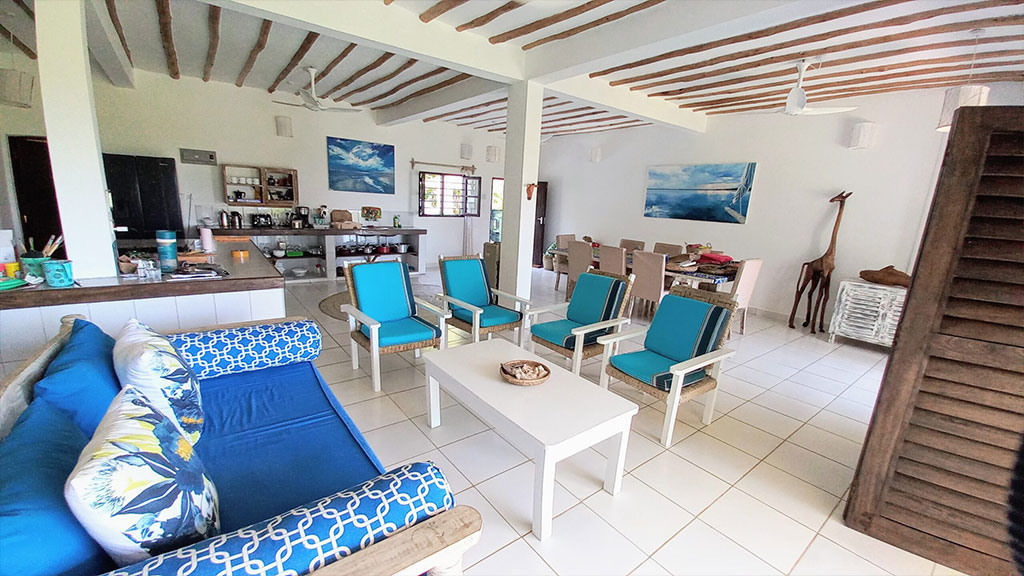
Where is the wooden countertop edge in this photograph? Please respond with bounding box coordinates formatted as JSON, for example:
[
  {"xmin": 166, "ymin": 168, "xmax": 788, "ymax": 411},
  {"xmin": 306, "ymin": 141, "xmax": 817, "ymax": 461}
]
[
  {"xmin": 210, "ymin": 227, "xmax": 426, "ymax": 236},
  {"xmin": 0, "ymin": 276, "xmax": 284, "ymax": 310}
]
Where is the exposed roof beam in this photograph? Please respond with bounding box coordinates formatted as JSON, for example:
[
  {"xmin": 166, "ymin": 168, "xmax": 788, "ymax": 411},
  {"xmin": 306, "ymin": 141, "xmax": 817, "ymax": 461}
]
[
  {"xmin": 155, "ymin": 0, "xmax": 179, "ymax": 79},
  {"xmin": 268, "ymin": 31, "xmax": 319, "ymax": 92},
  {"xmin": 456, "ymin": 1, "xmax": 523, "ymax": 32},
  {"xmin": 547, "ymin": 75, "xmax": 707, "ymax": 133},
  {"xmin": 374, "ymin": 76, "xmax": 505, "ymax": 125},
  {"xmin": 449, "ymin": 106, "xmax": 508, "ymax": 123},
  {"xmin": 104, "ymin": 0, "xmax": 131, "ymax": 65},
  {"xmin": 522, "ymin": 0, "xmax": 666, "ymax": 51},
  {"xmin": 322, "ymin": 53, "xmax": 394, "ymax": 98},
  {"xmin": 11, "ymin": 0, "xmax": 33, "ymax": 20},
  {"xmin": 420, "ymin": 0, "xmax": 469, "ymax": 23},
  {"xmin": 236, "ymin": 19, "xmax": 272, "ymax": 87},
  {"xmin": 490, "ymin": 0, "xmax": 613, "ymax": 45},
  {"xmin": 335, "ymin": 58, "xmax": 417, "ymax": 102},
  {"xmin": 543, "ymin": 118, "xmax": 647, "ymax": 134},
  {"xmin": 424, "ymin": 97, "xmax": 508, "ymax": 122},
  {"xmin": 547, "ymin": 122, "xmax": 653, "ymax": 137},
  {"xmin": 375, "ymin": 72, "xmax": 472, "ymax": 109},
  {"xmin": 0, "ymin": 23, "xmax": 33, "ymax": 59},
  {"xmin": 383, "ymin": 0, "xmax": 395, "ymax": 4},
  {"xmin": 85, "ymin": 0, "xmax": 134, "ymax": 87},
  {"xmin": 305, "ymin": 44, "xmax": 356, "ymax": 90},
  {"xmin": 203, "ymin": 5, "xmax": 220, "ymax": 81},
  {"xmin": 483, "ymin": 109, "xmax": 610, "ymax": 131},
  {"xmin": 352, "ymin": 67, "xmax": 447, "ymax": 107}
]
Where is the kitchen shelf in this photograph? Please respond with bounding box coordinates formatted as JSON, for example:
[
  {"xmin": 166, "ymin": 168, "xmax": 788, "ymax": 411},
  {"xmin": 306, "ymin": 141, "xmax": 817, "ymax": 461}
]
[
  {"xmin": 223, "ymin": 164, "xmax": 298, "ymax": 207},
  {"xmin": 268, "ymin": 254, "xmax": 325, "ymax": 261}
]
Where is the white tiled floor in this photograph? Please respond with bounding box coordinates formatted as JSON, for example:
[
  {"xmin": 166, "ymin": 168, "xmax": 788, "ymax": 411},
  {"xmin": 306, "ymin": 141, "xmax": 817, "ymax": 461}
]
[{"xmin": 286, "ymin": 268, "xmax": 964, "ymax": 576}]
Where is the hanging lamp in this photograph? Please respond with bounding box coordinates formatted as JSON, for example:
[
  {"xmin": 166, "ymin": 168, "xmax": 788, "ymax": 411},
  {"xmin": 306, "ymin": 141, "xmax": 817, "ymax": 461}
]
[
  {"xmin": 0, "ymin": 27, "xmax": 33, "ymax": 109},
  {"xmin": 936, "ymin": 29, "xmax": 989, "ymax": 132}
]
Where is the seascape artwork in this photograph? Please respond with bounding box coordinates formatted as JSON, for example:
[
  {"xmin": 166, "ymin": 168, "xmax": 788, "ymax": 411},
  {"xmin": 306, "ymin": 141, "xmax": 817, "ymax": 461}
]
[
  {"xmin": 327, "ymin": 137, "xmax": 395, "ymax": 195},
  {"xmin": 644, "ymin": 162, "xmax": 757, "ymax": 224}
]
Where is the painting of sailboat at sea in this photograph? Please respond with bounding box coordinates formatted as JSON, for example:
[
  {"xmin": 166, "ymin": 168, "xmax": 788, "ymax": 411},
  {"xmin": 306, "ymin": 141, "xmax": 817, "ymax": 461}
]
[{"xmin": 644, "ymin": 162, "xmax": 757, "ymax": 224}]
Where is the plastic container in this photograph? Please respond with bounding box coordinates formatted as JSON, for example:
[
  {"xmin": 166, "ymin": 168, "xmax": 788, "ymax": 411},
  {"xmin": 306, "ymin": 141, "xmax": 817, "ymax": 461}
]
[
  {"xmin": 42, "ymin": 259, "xmax": 74, "ymax": 288},
  {"xmin": 156, "ymin": 230, "xmax": 177, "ymax": 273},
  {"xmin": 20, "ymin": 257, "xmax": 50, "ymax": 277}
]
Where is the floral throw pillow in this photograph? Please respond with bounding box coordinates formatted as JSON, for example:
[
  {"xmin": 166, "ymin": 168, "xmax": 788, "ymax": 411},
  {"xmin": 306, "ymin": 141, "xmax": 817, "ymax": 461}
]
[
  {"xmin": 64, "ymin": 387, "xmax": 219, "ymax": 566},
  {"xmin": 113, "ymin": 319, "xmax": 203, "ymax": 444}
]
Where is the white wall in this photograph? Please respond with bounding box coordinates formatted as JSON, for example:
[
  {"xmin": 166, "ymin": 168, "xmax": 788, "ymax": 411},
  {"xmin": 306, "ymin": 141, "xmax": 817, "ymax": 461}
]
[
  {"xmin": 539, "ymin": 83, "xmax": 1024, "ymax": 318},
  {"xmin": 0, "ymin": 54, "xmax": 504, "ymax": 268}
]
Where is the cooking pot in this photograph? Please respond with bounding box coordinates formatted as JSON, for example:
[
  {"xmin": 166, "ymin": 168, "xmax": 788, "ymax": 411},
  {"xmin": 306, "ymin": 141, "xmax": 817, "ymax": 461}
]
[
  {"xmin": 291, "ymin": 218, "xmax": 304, "ymax": 229},
  {"xmin": 378, "ymin": 244, "xmax": 391, "ymax": 254},
  {"xmin": 362, "ymin": 245, "xmax": 375, "ymax": 254},
  {"xmin": 395, "ymin": 243, "xmax": 410, "ymax": 254}
]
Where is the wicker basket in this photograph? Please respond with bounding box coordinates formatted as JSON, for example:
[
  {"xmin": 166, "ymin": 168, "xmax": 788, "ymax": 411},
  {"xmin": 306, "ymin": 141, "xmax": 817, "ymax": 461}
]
[{"xmin": 499, "ymin": 360, "xmax": 550, "ymax": 386}]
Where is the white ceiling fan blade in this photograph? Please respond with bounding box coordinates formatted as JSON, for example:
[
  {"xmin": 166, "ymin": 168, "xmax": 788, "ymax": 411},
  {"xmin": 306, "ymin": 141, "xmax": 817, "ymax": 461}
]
[
  {"xmin": 799, "ymin": 106, "xmax": 859, "ymax": 115},
  {"xmin": 273, "ymin": 100, "xmax": 306, "ymax": 108},
  {"xmin": 784, "ymin": 86, "xmax": 807, "ymax": 115},
  {"xmin": 298, "ymin": 88, "xmax": 319, "ymax": 107},
  {"xmin": 323, "ymin": 107, "xmax": 361, "ymax": 113}
]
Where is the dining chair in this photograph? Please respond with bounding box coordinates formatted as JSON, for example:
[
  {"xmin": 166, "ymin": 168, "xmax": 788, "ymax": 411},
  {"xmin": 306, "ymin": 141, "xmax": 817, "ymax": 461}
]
[
  {"xmin": 341, "ymin": 261, "xmax": 451, "ymax": 392},
  {"xmin": 619, "ymin": 239, "xmax": 645, "ymax": 252},
  {"xmin": 630, "ymin": 250, "xmax": 667, "ymax": 317},
  {"xmin": 525, "ymin": 269, "xmax": 634, "ymax": 375},
  {"xmin": 729, "ymin": 258, "xmax": 762, "ymax": 334},
  {"xmin": 598, "ymin": 286, "xmax": 737, "ymax": 446},
  {"xmin": 652, "ymin": 242, "xmax": 684, "ymax": 257},
  {"xmin": 437, "ymin": 254, "xmax": 531, "ymax": 344},
  {"xmin": 599, "ymin": 245, "xmax": 627, "ymax": 276},
  {"xmin": 565, "ymin": 240, "xmax": 593, "ymax": 300},
  {"xmin": 553, "ymin": 234, "xmax": 575, "ymax": 290}
]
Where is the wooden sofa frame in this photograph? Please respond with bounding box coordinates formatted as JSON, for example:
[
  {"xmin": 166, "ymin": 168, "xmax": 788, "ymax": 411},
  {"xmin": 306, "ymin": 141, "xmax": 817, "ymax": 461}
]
[{"xmin": 0, "ymin": 315, "xmax": 481, "ymax": 576}]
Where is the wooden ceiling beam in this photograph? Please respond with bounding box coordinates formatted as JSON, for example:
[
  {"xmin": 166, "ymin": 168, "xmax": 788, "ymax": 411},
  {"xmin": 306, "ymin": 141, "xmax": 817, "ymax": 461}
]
[
  {"xmin": 374, "ymin": 72, "xmax": 472, "ymax": 109},
  {"xmin": 105, "ymin": 0, "xmax": 131, "ymax": 65},
  {"xmin": 614, "ymin": 1, "xmax": 1023, "ymax": 88},
  {"xmin": 202, "ymin": 5, "xmax": 220, "ymax": 81},
  {"xmin": 423, "ymin": 97, "xmax": 508, "ymax": 122},
  {"xmin": 543, "ymin": 119, "xmax": 648, "ymax": 135},
  {"xmin": 526, "ymin": 114, "xmax": 627, "ymax": 131},
  {"xmin": 456, "ymin": 1, "xmax": 523, "ymax": 32},
  {"xmin": 268, "ymin": 31, "xmax": 319, "ymax": 93},
  {"xmin": 0, "ymin": 23, "xmax": 34, "ymax": 60},
  {"xmin": 321, "ymin": 53, "xmax": 394, "ymax": 98},
  {"xmin": 335, "ymin": 58, "xmax": 417, "ymax": 102},
  {"xmin": 543, "ymin": 101, "xmax": 571, "ymax": 110},
  {"xmin": 544, "ymin": 106, "xmax": 595, "ymax": 117},
  {"xmin": 305, "ymin": 44, "xmax": 357, "ymax": 90},
  {"xmin": 660, "ymin": 35, "xmax": 1024, "ymax": 99},
  {"xmin": 631, "ymin": 14, "xmax": 1024, "ymax": 93},
  {"xmin": 482, "ymin": 109, "xmax": 610, "ymax": 131},
  {"xmin": 12, "ymin": 0, "xmax": 33, "ymax": 19},
  {"xmin": 489, "ymin": 0, "xmax": 614, "ymax": 45},
  {"xmin": 236, "ymin": 19, "xmax": 272, "ymax": 87},
  {"xmin": 456, "ymin": 114, "xmax": 508, "ymax": 127},
  {"xmin": 420, "ymin": 0, "xmax": 469, "ymax": 23},
  {"xmin": 590, "ymin": 0, "xmax": 909, "ymax": 78},
  {"xmin": 353, "ymin": 67, "xmax": 446, "ymax": 107},
  {"xmin": 155, "ymin": 0, "xmax": 179, "ymax": 79},
  {"xmin": 383, "ymin": 0, "xmax": 396, "ymax": 5},
  {"xmin": 449, "ymin": 106, "xmax": 508, "ymax": 122},
  {"xmin": 545, "ymin": 122, "xmax": 652, "ymax": 137},
  {"xmin": 522, "ymin": 0, "xmax": 666, "ymax": 50}
]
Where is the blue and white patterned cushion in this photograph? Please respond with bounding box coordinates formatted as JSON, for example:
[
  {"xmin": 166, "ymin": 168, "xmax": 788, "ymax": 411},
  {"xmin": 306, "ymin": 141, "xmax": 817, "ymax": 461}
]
[
  {"xmin": 107, "ymin": 462, "xmax": 453, "ymax": 576},
  {"xmin": 169, "ymin": 321, "xmax": 322, "ymax": 380}
]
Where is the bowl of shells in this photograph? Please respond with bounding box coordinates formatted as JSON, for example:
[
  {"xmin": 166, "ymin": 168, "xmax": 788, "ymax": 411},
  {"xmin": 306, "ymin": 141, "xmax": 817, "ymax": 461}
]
[{"xmin": 499, "ymin": 360, "xmax": 551, "ymax": 386}]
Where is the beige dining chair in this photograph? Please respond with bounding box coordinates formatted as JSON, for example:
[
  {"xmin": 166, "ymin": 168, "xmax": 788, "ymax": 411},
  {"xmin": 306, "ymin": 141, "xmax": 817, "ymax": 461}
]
[
  {"xmin": 566, "ymin": 240, "xmax": 593, "ymax": 300},
  {"xmin": 553, "ymin": 234, "xmax": 575, "ymax": 290},
  {"xmin": 619, "ymin": 239, "xmax": 645, "ymax": 252},
  {"xmin": 630, "ymin": 250, "xmax": 667, "ymax": 317},
  {"xmin": 729, "ymin": 259, "xmax": 762, "ymax": 334},
  {"xmin": 599, "ymin": 246, "xmax": 627, "ymax": 276},
  {"xmin": 652, "ymin": 242, "xmax": 684, "ymax": 257}
]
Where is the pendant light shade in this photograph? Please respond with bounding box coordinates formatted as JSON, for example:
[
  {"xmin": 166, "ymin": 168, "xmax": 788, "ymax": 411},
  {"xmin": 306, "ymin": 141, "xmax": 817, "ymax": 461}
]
[
  {"xmin": 0, "ymin": 68, "xmax": 33, "ymax": 109},
  {"xmin": 936, "ymin": 85, "xmax": 989, "ymax": 132}
]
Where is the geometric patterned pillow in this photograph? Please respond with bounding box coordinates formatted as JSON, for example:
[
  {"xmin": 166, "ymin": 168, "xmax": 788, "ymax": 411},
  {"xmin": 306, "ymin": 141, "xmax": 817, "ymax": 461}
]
[
  {"xmin": 113, "ymin": 320, "xmax": 203, "ymax": 445},
  {"xmin": 168, "ymin": 320, "xmax": 322, "ymax": 380},
  {"xmin": 64, "ymin": 387, "xmax": 219, "ymax": 567},
  {"xmin": 107, "ymin": 461, "xmax": 452, "ymax": 576}
]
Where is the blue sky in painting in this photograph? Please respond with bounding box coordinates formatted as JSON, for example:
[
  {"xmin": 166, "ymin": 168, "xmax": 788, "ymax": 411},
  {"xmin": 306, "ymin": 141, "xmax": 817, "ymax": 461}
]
[
  {"xmin": 647, "ymin": 163, "xmax": 749, "ymax": 191},
  {"xmin": 327, "ymin": 137, "xmax": 396, "ymax": 194}
]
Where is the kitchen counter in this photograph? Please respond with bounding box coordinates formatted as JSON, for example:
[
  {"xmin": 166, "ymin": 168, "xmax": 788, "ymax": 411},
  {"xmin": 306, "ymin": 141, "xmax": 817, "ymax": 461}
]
[
  {"xmin": 0, "ymin": 240, "xmax": 282, "ymax": 310},
  {"xmin": 210, "ymin": 226, "xmax": 425, "ymax": 236}
]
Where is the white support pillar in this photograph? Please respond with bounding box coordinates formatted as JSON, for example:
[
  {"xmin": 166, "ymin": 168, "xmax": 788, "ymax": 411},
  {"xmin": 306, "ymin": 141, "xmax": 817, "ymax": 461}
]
[
  {"xmin": 498, "ymin": 80, "xmax": 543, "ymax": 298},
  {"xmin": 35, "ymin": 0, "xmax": 118, "ymax": 278}
]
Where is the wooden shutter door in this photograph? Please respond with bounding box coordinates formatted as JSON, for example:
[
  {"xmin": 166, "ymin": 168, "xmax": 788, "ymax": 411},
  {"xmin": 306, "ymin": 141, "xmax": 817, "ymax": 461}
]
[{"xmin": 845, "ymin": 106, "xmax": 1024, "ymax": 576}]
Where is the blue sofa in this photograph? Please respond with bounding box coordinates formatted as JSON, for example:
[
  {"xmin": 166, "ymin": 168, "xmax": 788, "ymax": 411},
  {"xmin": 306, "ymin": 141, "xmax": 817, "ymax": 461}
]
[{"xmin": 0, "ymin": 316, "xmax": 480, "ymax": 576}]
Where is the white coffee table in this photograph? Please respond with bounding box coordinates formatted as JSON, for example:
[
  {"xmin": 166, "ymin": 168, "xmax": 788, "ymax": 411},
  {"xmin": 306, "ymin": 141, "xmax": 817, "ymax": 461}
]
[{"xmin": 424, "ymin": 339, "xmax": 638, "ymax": 540}]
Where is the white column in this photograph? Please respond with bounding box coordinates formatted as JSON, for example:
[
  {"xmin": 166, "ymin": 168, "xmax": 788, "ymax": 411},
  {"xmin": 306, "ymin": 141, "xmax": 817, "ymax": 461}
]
[
  {"xmin": 498, "ymin": 80, "xmax": 543, "ymax": 298},
  {"xmin": 35, "ymin": 0, "xmax": 118, "ymax": 278}
]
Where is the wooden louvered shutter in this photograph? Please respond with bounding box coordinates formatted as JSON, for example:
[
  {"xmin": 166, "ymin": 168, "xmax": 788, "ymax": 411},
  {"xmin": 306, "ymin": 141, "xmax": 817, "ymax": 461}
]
[{"xmin": 845, "ymin": 106, "xmax": 1024, "ymax": 576}]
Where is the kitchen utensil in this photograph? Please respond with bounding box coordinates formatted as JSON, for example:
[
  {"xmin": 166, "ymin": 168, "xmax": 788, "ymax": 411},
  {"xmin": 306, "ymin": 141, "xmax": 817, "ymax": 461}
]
[
  {"xmin": 395, "ymin": 243, "xmax": 409, "ymax": 254},
  {"xmin": 290, "ymin": 218, "xmax": 304, "ymax": 229},
  {"xmin": 377, "ymin": 244, "xmax": 391, "ymax": 254},
  {"xmin": 219, "ymin": 210, "xmax": 231, "ymax": 228},
  {"xmin": 251, "ymin": 213, "xmax": 273, "ymax": 227},
  {"xmin": 292, "ymin": 268, "xmax": 308, "ymax": 277},
  {"xmin": 42, "ymin": 259, "xmax": 74, "ymax": 288},
  {"xmin": 233, "ymin": 191, "xmax": 247, "ymax": 200},
  {"xmin": 229, "ymin": 212, "xmax": 243, "ymax": 229},
  {"xmin": 362, "ymin": 245, "xmax": 375, "ymax": 254},
  {"xmin": 21, "ymin": 256, "xmax": 50, "ymax": 277},
  {"xmin": 272, "ymin": 249, "xmax": 286, "ymax": 258}
]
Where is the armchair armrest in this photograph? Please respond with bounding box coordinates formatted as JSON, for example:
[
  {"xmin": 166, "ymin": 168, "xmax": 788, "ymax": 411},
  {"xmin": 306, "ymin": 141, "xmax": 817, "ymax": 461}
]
[
  {"xmin": 436, "ymin": 294, "xmax": 481, "ymax": 316},
  {"xmin": 491, "ymin": 288, "xmax": 532, "ymax": 307},
  {"xmin": 415, "ymin": 297, "xmax": 453, "ymax": 319},
  {"xmin": 570, "ymin": 316, "xmax": 630, "ymax": 336},
  {"xmin": 669, "ymin": 348, "xmax": 735, "ymax": 376},
  {"xmin": 523, "ymin": 301, "xmax": 569, "ymax": 319},
  {"xmin": 341, "ymin": 304, "xmax": 380, "ymax": 328},
  {"xmin": 597, "ymin": 328, "xmax": 647, "ymax": 345}
]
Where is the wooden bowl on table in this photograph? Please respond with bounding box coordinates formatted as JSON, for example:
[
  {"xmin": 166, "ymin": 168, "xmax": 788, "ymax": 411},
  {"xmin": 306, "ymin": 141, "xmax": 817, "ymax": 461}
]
[{"xmin": 499, "ymin": 360, "xmax": 550, "ymax": 386}]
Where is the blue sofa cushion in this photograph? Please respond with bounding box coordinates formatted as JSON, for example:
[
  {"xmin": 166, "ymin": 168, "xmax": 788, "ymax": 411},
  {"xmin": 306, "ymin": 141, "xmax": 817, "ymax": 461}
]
[
  {"xmin": 441, "ymin": 257, "xmax": 493, "ymax": 310},
  {"xmin": 33, "ymin": 318, "xmax": 120, "ymax": 437},
  {"xmin": 360, "ymin": 316, "xmax": 441, "ymax": 347},
  {"xmin": 644, "ymin": 294, "xmax": 730, "ymax": 363},
  {"xmin": 452, "ymin": 304, "xmax": 522, "ymax": 328},
  {"xmin": 109, "ymin": 462, "xmax": 453, "ymax": 576},
  {"xmin": 531, "ymin": 318, "xmax": 607, "ymax": 350},
  {"xmin": 196, "ymin": 361, "xmax": 384, "ymax": 532},
  {"xmin": 0, "ymin": 399, "xmax": 115, "ymax": 576},
  {"xmin": 170, "ymin": 320, "xmax": 322, "ymax": 380},
  {"xmin": 566, "ymin": 273, "xmax": 626, "ymax": 326},
  {"xmin": 609, "ymin": 349, "xmax": 707, "ymax": 393},
  {"xmin": 350, "ymin": 261, "xmax": 416, "ymax": 323}
]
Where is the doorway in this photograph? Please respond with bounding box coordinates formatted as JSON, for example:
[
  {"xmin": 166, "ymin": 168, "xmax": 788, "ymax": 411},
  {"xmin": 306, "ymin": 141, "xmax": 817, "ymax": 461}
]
[
  {"xmin": 8, "ymin": 136, "xmax": 66, "ymax": 259},
  {"xmin": 532, "ymin": 181, "xmax": 548, "ymax": 267}
]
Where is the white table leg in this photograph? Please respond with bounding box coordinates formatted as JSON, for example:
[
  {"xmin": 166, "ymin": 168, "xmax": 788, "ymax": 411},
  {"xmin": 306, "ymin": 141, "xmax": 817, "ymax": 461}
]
[
  {"xmin": 532, "ymin": 450, "xmax": 556, "ymax": 540},
  {"xmin": 603, "ymin": 428, "xmax": 629, "ymax": 495},
  {"xmin": 427, "ymin": 370, "xmax": 441, "ymax": 429}
]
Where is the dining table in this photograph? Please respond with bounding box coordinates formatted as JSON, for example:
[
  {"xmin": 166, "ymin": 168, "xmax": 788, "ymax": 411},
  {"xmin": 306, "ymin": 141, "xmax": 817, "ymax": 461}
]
[{"xmin": 548, "ymin": 246, "xmax": 734, "ymax": 289}]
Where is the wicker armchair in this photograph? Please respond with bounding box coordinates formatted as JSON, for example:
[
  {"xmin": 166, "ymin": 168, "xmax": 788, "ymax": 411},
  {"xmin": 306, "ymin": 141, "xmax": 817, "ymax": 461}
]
[{"xmin": 438, "ymin": 254, "xmax": 531, "ymax": 345}]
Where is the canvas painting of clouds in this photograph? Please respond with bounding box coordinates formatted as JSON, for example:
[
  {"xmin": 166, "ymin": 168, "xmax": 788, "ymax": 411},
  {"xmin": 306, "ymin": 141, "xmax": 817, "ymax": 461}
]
[
  {"xmin": 644, "ymin": 162, "xmax": 757, "ymax": 224},
  {"xmin": 327, "ymin": 137, "xmax": 396, "ymax": 195}
]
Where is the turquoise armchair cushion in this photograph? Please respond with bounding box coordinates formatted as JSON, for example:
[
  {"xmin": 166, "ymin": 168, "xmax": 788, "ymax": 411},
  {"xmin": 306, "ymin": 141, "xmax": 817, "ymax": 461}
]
[
  {"xmin": 644, "ymin": 294, "xmax": 730, "ymax": 363},
  {"xmin": 609, "ymin": 349, "xmax": 707, "ymax": 393},
  {"xmin": 361, "ymin": 317, "xmax": 441, "ymax": 347},
  {"xmin": 567, "ymin": 273, "xmax": 627, "ymax": 326},
  {"xmin": 452, "ymin": 304, "xmax": 522, "ymax": 328},
  {"xmin": 532, "ymin": 318, "xmax": 606, "ymax": 350},
  {"xmin": 351, "ymin": 262, "xmax": 416, "ymax": 323},
  {"xmin": 441, "ymin": 258, "xmax": 492, "ymax": 310}
]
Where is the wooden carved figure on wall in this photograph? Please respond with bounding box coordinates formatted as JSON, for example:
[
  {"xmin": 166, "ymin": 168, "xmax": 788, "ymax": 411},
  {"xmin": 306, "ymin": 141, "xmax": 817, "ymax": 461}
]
[{"xmin": 788, "ymin": 191, "xmax": 853, "ymax": 333}]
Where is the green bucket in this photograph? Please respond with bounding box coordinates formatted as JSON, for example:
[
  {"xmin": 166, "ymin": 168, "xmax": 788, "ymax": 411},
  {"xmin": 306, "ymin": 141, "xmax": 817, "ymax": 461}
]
[{"xmin": 20, "ymin": 257, "xmax": 50, "ymax": 277}]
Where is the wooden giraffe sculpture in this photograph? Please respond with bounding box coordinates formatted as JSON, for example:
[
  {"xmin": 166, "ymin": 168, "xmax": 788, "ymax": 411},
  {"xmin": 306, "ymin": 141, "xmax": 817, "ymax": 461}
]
[{"xmin": 788, "ymin": 191, "xmax": 853, "ymax": 333}]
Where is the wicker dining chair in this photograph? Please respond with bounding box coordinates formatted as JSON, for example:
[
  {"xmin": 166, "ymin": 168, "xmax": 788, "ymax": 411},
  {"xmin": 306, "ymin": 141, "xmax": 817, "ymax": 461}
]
[
  {"xmin": 620, "ymin": 239, "xmax": 645, "ymax": 252},
  {"xmin": 599, "ymin": 246, "xmax": 628, "ymax": 276},
  {"xmin": 525, "ymin": 269, "xmax": 634, "ymax": 375},
  {"xmin": 652, "ymin": 242, "xmax": 684, "ymax": 258},
  {"xmin": 565, "ymin": 240, "xmax": 593, "ymax": 300},
  {"xmin": 341, "ymin": 261, "xmax": 451, "ymax": 392},
  {"xmin": 438, "ymin": 254, "xmax": 531, "ymax": 345},
  {"xmin": 553, "ymin": 234, "xmax": 575, "ymax": 290},
  {"xmin": 598, "ymin": 286, "xmax": 737, "ymax": 446},
  {"xmin": 630, "ymin": 250, "xmax": 667, "ymax": 317}
]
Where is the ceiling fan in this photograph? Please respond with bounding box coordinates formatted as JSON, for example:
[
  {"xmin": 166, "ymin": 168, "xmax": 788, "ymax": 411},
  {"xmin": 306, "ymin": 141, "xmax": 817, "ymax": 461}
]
[
  {"xmin": 773, "ymin": 60, "xmax": 857, "ymax": 116},
  {"xmin": 273, "ymin": 67, "xmax": 360, "ymax": 113}
]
